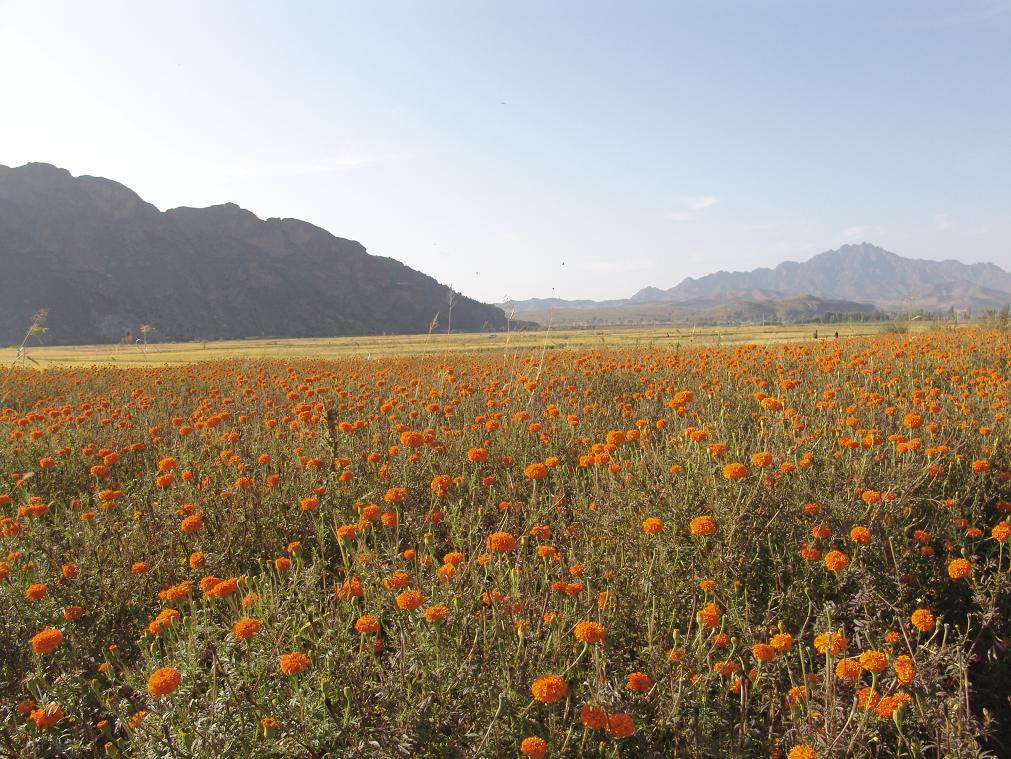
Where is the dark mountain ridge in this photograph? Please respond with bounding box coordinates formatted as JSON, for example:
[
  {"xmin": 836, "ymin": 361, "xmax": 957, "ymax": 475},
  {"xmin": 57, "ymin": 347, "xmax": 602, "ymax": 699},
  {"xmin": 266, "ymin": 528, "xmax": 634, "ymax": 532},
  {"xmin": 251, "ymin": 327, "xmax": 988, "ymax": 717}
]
[{"xmin": 0, "ymin": 162, "xmax": 513, "ymax": 345}]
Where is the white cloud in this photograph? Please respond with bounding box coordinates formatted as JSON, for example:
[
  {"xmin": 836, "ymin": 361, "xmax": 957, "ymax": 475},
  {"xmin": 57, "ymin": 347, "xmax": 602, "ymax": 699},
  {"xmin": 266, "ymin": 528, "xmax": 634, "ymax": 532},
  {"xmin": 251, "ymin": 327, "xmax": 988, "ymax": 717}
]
[
  {"xmin": 934, "ymin": 213, "xmax": 952, "ymax": 231},
  {"xmin": 839, "ymin": 225, "xmax": 868, "ymax": 242},
  {"xmin": 666, "ymin": 194, "xmax": 718, "ymax": 222}
]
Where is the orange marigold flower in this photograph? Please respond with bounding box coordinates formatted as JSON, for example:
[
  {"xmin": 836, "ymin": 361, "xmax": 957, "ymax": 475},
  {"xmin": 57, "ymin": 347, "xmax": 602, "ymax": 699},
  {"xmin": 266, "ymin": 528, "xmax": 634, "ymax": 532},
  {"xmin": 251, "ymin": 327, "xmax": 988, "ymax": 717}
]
[
  {"xmin": 642, "ymin": 517, "xmax": 663, "ymax": 534},
  {"xmin": 834, "ymin": 657, "xmax": 862, "ymax": 683},
  {"xmin": 824, "ymin": 550, "xmax": 850, "ymax": 572},
  {"xmin": 147, "ymin": 666, "xmax": 182, "ymax": 696},
  {"xmin": 698, "ymin": 601, "xmax": 722, "ymax": 628},
  {"xmin": 626, "ymin": 671, "xmax": 652, "ymax": 692},
  {"xmin": 25, "ymin": 583, "xmax": 47, "ymax": 601},
  {"xmin": 895, "ymin": 654, "xmax": 915, "ymax": 684},
  {"xmin": 232, "ymin": 617, "xmax": 261, "ymax": 640},
  {"xmin": 530, "ymin": 674, "xmax": 568, "ymax": 703},
  {"xmin": 752, "ymin": 643, "xmax": 776, "ymax": 662},
  {"xmin": 180, "ymin": 514, "xmax": 203, "ymax": 533},
  {"xmin": 31, "ymin": 627, "xmax": 63, "ymax": 654},
  {"xmin": 30, "ymin": 704, "xmax": 64, "ymax": 730},
  {"xmin": 770, "ymin": 633, "xmax": 794, "ymax": 651},
  {"xmin": 279, "ymin": 651, "xmax": 310, "ymax": 676},
  {"xmin": 396, "ymin": 589, "xmax": 425, "ymax": 611},
  {"xmin": 486, "ymin": 531, "xmax": 517, "ymax": 552},
  {"xmin": 850, "ymin": 525, "xmax": 872, "ymax": 544},
  {"xmin": 991, "ymin": 521, "xmax": 1011, "ymax": 542},
  {"xmin": 424, "ymin": 604, "xmax": 449, "ymax": 622},
  {"xmin": 606, "ymin": 712, "xmax": 635, "ymax": 738},
  {"xmin": 63, "ymin": 605, "xmax": 84, "ymax": 621},
  {"xmin": 813, "ymin": 631, "xmax": 847, "ymax": 656},
  {"xmin": 466, "ymin": 447, "xmax": 489, "ymax": 463},
  {"xmin": 573, "ymin": 621, "xmax": 606, "ymax": 644},
  {"xmin": 788, "ymin": 746, "xmax": 817, "ymax": 759},
  {"xmin": 689, "ymin": 515, "xmax": 716, "ymax": 536},
  {"xmin": 520, "ymin": 736, "xmax": 548, "ymax": 758},
  {"xmin": 721, "ymin": 462, "xmax": 748, "ymax": 480},
  {"xmin": 910, "ymin": 608, "xmax": 935, "ymax": 633},
  {"xmin": 858, "ymin": 650, "xmax": 888, "ymax": 674},
  {"xmin": 580, "ymin": 704, "xmax": 608, "ymax": 729},
  {"xmin": 355, "ymin": 614, "xmax": 380, "ymax": 635},
  {"xmin": 131, "ymin": 561, "xmax": 150, "ymax": 575},
  {"xmin": 524, "ymin": 463, "xmax": 548, "ymax": 480},
  {"xmin": 947, "ymin": 558, "xmax": 971, "ymax": 580}
]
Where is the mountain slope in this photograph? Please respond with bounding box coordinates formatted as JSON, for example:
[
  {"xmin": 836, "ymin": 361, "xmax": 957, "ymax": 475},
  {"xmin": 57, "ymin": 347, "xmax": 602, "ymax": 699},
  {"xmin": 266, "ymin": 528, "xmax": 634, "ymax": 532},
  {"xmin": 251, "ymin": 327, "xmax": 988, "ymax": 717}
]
[
  {"xmin": 0, "ymin": 163, "xmax": 513, "ymax": 344},
  {"xmin": 633, "ymin": 243, "xmax": 1011, "ymax": 303}
]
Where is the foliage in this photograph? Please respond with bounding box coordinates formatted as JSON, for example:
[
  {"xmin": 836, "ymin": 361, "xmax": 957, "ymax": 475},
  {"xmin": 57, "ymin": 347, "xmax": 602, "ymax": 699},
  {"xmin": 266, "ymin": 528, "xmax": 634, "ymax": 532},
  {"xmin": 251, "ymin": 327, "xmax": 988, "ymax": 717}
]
[{"xmin": 0, "ymin": 330, "xmax": 1009, "ymax": 758}]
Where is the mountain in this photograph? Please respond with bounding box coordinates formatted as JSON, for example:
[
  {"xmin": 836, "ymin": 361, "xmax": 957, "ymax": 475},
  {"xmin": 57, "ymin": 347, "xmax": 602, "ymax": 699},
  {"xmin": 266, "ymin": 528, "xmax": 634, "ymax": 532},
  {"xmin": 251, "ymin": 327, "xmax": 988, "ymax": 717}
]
[
  {"xmin": 501, "ymin": 244, "xmax": 1011, "ymax": 324},
  {"xmin": 631, "ymin": 243, "xmax": 1011, "ymax": 304},
  {"xmin": 514, "ymin": 294, "xmax": 877, "ymax": 328},
  {"xmin": 0, "ymin": 163, "xmax": 516, "ymax": 345}
]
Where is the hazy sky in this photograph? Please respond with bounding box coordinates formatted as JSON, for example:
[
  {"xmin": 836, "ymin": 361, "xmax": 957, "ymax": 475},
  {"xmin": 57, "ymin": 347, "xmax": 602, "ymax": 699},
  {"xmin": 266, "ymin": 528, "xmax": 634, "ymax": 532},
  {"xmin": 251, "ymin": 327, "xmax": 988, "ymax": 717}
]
[{"xmin": 1, "ymin": 1, "xmax": 1009, "ymax": 302}]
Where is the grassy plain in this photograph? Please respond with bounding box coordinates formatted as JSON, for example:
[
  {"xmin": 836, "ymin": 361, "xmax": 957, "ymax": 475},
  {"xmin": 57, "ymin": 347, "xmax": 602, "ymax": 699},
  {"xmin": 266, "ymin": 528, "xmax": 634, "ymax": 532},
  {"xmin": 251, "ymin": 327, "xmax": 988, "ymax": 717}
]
[{"xmin": 0, "ymin": 321, "xmax": 935, "ymax": 368}]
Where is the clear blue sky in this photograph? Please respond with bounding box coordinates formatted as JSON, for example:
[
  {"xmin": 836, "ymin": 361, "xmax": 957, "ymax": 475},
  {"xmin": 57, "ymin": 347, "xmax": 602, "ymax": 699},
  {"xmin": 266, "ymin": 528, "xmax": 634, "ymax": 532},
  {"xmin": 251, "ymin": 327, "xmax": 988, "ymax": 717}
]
[{"xmin": 1, "ymin": 0, "xmax": 1009, "ymax": 302}]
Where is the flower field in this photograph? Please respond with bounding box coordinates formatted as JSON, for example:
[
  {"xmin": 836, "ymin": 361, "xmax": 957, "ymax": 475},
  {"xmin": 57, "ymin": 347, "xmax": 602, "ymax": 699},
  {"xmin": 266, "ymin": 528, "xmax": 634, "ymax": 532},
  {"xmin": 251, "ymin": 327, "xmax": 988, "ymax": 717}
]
[{"xmin": 1, "ymin": 329, "xmax": 1009, "ymax": 758}]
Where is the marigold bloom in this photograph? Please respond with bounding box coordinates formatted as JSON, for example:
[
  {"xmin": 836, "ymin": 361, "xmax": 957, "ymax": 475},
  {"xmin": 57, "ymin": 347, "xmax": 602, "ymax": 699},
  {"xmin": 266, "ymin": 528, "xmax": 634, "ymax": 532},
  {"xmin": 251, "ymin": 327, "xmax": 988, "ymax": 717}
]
[
  {"xmin": 466, "ymin": 447, "xmax": 489, "ymax": 463},
  {"xmin": 858, "ymin": 650, "xmax": 888, "ymax": 674},
  {"xmin": 751, "ymin": 643, "xmax": 775, "ymax": 662},
  {"xmin": 721, "ymin": 462, "xmax": 748, "ymax": 480},
  {"xmin": 63, "ymin": 605, "xmax": 84, "ymax": 621},
  {"xmin": 698, "ymin": 601, "xmax": 721, "ymax": 628},
  {"xmin": 788, "ymin": 746, "xmax": 817, "ymax": 759},
  {"xmin": 770, "ymin": 633, "xmax": 794, "ymax": 651},
  {"xmin": 131, "ymin": 561, "xmax": 150, "ymax": 574},
  {"xmin": 947, "ymin": 558, "xmax": 971, "ymax": 579},
  {"xmin": 573, "ymin": 621, "xmax": 606, "ymax": 644},
  {"xmin": 850, "ymin": 525, "xmax": 872, "ymax": 544},
  {"xmin": 894, "ymin": 654, "xmax": 916, "ymax": 684},
  {"xmin": 232, "ymin": 617, "xmax": 261, "ymax": 639},
  {"xmin": 486, "ymin": 531, "xmax": 517, "ymax": 552},
  {"xmin": 30, "ymin": 704, "xmax": 64, "ymax": 730},
  {"xmin": 813, "ymin": 631, "xmax": 847, "ymax": 656},
  {"xmin": 580, "ymin": 704, "xmax": 607, "ymax": 729},
  {"xmin": 606, "ymin": 712, "xmax": 634, "ymax": 738},
  {"xmin": 147, "ymin": 666, "xmax": 182, "ymax": 696},
  {"xmin": 180, "ymin": 514, "xmax": 203, "ymax": 533},
  {"xmin": 910, "ymin": 608, "xmax": 935, "ymax": 633},
  {"xmin": 834, "ymin": 657, "xmax": 861, "ymax": 683},
  {"xmin": 520, "ymin": 736, "xmax": 548, "ymax": 758},
  {"xmin": 424, "ymin": 604, "xmax": 449, "ymax": 622},
  {"xmin": 31, "ymin": 627, "xmax": 63, "ymax": 654},
  {"xmin": 280, "ymin": 651, "xmax": 310, "ymax": 676},
  {"xmin": 626, "ymin": 671, "xmax": 652, "ymax": 692},
  {"xmin": 689, "ymin": 515, "xmax": 716, "ymax": 536},
  {"xmin": 991, "ymin": 521, "xmax": 1011, "ymax": 542},
  {"xmin": 530, "ymin": 674, "xmax": 568, "ymax": 703},
  {"xmin": 396, "ymin": 589, "xmax": 425, "ymax": 611},
  {"xmin": 524, "ymin": 463, "xmax": 548, "ymax": 480},
  {"xmin": 355, "ymin": 614, "xmax": 380, "ymax": 635},
  {"xmin": 824, "ymin": 550, "xmax": 850, "ymax": 572},
  {"xmin": 26, "ymin": 583, "xmax": 47, "ymax": 601},
  {"xmin": 642, "ymin": 517, "xmax": 663, "ymax": 534}
]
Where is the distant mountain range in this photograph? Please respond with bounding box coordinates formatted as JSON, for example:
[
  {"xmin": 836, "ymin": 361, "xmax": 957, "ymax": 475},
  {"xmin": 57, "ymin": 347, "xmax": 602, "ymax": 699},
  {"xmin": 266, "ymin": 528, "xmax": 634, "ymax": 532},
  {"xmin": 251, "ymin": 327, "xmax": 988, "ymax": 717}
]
[
  {"xmin": 0, "ymin": 163, "xmax": 514, "ymax": 345},
  {"xmin": 503, "ymin": 244, "xmax": 1011, "ymax": 325}
]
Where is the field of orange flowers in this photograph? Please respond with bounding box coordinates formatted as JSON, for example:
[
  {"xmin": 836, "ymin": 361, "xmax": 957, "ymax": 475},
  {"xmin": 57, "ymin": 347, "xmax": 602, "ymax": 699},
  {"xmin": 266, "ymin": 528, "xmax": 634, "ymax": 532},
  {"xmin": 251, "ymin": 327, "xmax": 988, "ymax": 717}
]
[{"xmin": 1, "ymin": 329, "xmax": 1009, "ymax": 758}]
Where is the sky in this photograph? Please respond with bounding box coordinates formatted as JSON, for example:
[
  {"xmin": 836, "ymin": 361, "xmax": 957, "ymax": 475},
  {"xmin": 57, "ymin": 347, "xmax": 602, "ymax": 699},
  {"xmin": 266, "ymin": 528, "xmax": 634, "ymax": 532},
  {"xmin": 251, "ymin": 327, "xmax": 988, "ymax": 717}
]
[{"xmin": 1, "ymin": 0, "xmax": 1009, "ymax": 303}]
